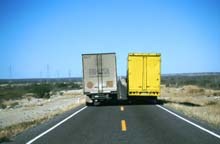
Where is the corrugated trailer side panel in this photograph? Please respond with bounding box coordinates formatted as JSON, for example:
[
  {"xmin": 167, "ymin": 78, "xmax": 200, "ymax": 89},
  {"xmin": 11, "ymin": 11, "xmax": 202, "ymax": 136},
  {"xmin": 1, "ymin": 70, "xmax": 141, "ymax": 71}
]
[
  {"xmin": 82, "ymin": 54, "xmax": 98, "ymax": 94},
  {"xmin": 82, "ymin": 53, "xmax": 117, "ymax": 95},
  {"xmin": 100, "ymin": 54, "xmax": 118, "ymax": 93},
  {"xmin": 128, "ymin": 53, "xmax": 161, "ymax": 97},
  {"xmin": 128, "ymin": 55, "xmax": 143, "ymax": 92}
]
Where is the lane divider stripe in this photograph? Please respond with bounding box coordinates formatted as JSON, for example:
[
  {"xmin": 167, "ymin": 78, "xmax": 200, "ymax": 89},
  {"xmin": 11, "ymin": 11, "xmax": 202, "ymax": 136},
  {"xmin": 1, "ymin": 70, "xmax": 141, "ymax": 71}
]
[
  {"xmin": 156, "ymin": 105, "xmax": 220, "ymax": 139},
  {"xmin": 121, "ymin": 120, "xmax": 127, "ymax": 131},
  {"xmin": 26, "ymin": 106, "xmax": 88, "ymax": 144},
  {"xmin": 120, "ymin": 106, "xmax": 124, "ymax": 111}
]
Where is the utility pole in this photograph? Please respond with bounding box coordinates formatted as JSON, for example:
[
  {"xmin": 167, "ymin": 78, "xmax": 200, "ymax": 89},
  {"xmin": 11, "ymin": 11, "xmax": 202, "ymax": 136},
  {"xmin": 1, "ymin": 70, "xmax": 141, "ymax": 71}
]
[
  {"xmin": 9, "ymin": 65, "xmax": 13, "ymax": 79},
  {"xmin": 56, "ymin": 70, "xmax": 60, "ymax": 78},
  {"xmin": 46, "ymin": 64, "xmax": 50, "ymax": 83},
  {"xmin": 40, "ymin": 71, "xmax": 42, "ymax": 78},
  {"xmin": 47, "ymin": 64, "xmax": 50, "ymax": 78},
  {"xmin": 68, "ymin": 69, "xmax": 72, "ymax": 78},
  {"xmin": 40, "ymin": 71, "xmax": 42, "ymax": 83}
]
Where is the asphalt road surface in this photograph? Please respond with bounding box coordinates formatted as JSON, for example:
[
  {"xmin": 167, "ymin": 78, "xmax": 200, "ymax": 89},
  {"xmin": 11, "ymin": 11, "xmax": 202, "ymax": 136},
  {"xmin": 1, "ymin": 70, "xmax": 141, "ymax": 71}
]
[
  {"xmin": 15, "ymin": 104, "xmax": 219, "ymax": 144},
  {"xmin": 6, "ymin": 79, "xmax": 220, "ymax": 144}
]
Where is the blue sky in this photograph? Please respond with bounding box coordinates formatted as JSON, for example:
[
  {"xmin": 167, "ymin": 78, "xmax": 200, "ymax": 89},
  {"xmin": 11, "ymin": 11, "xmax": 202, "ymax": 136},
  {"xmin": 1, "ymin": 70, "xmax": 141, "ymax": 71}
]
[{"xmin": 1, "ymin": 0, "xmax": 220, "ymax": 78}]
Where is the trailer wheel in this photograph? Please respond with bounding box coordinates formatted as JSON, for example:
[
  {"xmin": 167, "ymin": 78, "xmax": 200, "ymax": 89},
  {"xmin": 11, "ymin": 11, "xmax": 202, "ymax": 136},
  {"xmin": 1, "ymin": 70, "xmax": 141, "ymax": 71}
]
[
  {"xmin": 86, "ymin": 99, "xmax": 94, "ymax": 106},
  {"xmin": 150, "ymin": 97, "xmax": 158, "ymax": 104},
  {"xmin": 111, "ymin": 94, "xmax": 118, "ymax": 104},
  {"xmin": 86, "ymin": 102, "xmax": 92, "ymax": 106},
  {"xmin": 93, "ymin": 101, "xmax": 101, "ymax": 106}
]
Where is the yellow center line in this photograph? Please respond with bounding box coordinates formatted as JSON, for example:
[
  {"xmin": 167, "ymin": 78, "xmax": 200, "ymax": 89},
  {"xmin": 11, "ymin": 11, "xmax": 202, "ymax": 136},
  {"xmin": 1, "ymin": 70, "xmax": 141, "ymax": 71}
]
[
  {"xmin": 120, "ymin": 106, "xmax": 124, "ymax": 111},
  {"xmin": 121, "ymin": 120, "xmax": 127, "ymax": 131}
]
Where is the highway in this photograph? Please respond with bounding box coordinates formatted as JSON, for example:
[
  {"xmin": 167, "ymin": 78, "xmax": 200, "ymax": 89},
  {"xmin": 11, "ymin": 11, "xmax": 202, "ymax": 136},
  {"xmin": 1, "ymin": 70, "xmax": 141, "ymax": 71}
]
[
  {"xmin": 7, "ymin": 104, "xmax": 220, "ymax": 144},
  {"xmin": 15, "ymin": 104, "xmax": 218, "ymax": 144},
  {"xmin": 6, "ymin": 79, "xmax": 220, "ymax": 144}
]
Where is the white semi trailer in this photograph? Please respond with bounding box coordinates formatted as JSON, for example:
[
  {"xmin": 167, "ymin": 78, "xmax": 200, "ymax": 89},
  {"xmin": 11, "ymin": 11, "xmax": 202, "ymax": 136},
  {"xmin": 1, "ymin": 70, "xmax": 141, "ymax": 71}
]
[{"xmin": 82, "ymin": 53, "xmax": 118, "ymax": 105}]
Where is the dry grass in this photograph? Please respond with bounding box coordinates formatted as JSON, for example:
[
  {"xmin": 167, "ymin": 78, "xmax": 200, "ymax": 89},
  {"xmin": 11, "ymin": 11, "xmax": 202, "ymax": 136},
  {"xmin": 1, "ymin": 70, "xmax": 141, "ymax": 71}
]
[
  {"xmin": 159, "ymin": 85, "xmax": 220, "ymax": 127},
  {"xmin": 0, "ymin": 117, "xmax": 47, "ymax": 142},
  {"xmin": 0, "ymin": 99, "xmax": 84, "ymax": 142},
  {"xmin": 0, "ymin": 101, "xmax": 19, "ymax": 109},
  {"xmin": 0, "ymin": 109, "xmax": 71, "ymax": 142}
]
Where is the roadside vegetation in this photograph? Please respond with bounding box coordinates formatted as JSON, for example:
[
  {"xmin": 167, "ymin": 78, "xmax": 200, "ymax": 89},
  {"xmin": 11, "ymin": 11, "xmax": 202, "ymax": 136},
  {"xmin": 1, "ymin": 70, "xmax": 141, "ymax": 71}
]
[
  {"xmin": 0, "ymin": 117, "xmax": 48, "ymax": 143},
  {"xmin": 161, "ymin": 74, "xmax": 220, "ymax": 89},
  {"xmin": 0, "ymin": 81, "xmax": 81, "ymax": 108},
  {"xmin": 0, "ymin": 79, "xmax": 82, "ymax": 142},
  {"xmin": 160, "ymin": 73, "xmax": 220, "ymax": 127}
]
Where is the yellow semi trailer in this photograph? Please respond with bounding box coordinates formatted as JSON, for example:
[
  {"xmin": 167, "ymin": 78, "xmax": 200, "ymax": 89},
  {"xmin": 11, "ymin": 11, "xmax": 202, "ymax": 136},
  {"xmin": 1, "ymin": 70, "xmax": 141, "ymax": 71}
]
[{"xmin": 127, "ymin": 53, "xmax": 161, "ymax": 103}]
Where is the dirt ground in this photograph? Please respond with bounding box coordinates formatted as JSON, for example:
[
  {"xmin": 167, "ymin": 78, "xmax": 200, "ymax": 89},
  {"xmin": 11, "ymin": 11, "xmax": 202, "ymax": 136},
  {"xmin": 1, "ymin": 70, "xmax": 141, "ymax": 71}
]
[
  {"xmin": 159, "ymin": 85, "xmax": 220, "ymax": 127},
  {"xmin": 0, "ymin": 90, "xmax": 85, "ymax": 129}
]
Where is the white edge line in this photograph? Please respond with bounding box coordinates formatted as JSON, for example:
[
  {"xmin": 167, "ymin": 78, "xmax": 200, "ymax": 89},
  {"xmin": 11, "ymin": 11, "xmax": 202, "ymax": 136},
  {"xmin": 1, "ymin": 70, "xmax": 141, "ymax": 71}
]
[
  {"xmin": 26, "ymin": 106, "xmax": 87, "ymax": 144},
  {"xmin": 156, "ymin": 105, "xmax": 220, "ymax": 139}
]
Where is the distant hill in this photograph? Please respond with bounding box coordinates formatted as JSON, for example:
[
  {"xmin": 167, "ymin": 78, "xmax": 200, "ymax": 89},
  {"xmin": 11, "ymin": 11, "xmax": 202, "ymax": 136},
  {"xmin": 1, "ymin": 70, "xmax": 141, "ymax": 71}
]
[
  {"xmin": 0, "ymin": 77, "xmax": 82, "ymax": 83},
  {"xmin": 162, "ymin": 72, "xmax": 220, "ymax": 77}
]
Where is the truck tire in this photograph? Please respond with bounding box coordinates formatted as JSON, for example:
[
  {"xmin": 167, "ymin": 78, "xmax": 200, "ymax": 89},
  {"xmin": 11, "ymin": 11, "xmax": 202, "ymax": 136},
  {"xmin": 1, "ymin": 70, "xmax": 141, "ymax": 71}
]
[
  {"xmin": 150, "ymin": 97, "xmax": 158, "ymax": 104},
  {"xmin": 86, "ymin": 102, "xmax": 92, "ymax": 106},
  {"xmin": 93, "ymin": 101, "xmax": 101, "ymax": 106},
  {"xmin": 86, "ymin": 100, "xmax": 94, "ymax": 106}
]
